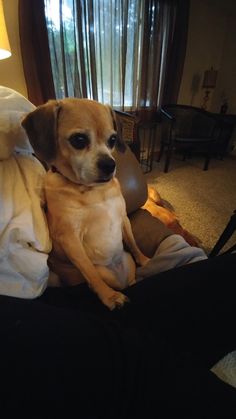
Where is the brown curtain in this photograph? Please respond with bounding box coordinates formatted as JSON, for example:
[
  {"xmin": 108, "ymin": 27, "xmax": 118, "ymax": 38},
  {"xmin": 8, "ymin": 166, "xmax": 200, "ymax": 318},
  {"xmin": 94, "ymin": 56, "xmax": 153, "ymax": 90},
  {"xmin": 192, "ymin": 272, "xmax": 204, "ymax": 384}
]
[
  {"xmin": 18, "ymin": 0, "xmax": 55, "ymax": 105},
  {"xmin": 162, "ymin": 0, "xmax": 190, "ymax": 105}
]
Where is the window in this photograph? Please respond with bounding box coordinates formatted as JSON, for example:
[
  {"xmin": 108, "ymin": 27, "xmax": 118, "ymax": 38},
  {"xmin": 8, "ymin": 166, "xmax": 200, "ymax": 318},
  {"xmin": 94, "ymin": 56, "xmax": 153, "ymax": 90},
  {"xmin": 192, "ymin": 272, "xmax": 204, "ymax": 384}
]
[
  {"xmin": 44, "ymin": 0, "xmax": 179, "ymax": 110},
  {"xmin": 19, "ymin": 0, "xmax": 189, "ymax": 108}
]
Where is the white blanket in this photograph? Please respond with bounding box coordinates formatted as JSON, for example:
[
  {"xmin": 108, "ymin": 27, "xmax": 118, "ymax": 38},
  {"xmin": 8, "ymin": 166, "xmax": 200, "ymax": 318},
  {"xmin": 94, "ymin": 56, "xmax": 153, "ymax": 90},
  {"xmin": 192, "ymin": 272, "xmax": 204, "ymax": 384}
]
[
  {"xmin": 0, "ymin": 153, "xmax": 51, "ymax": 298},
  {"xmin": 136, "ymin": 234, "xmax": 207, "ymax": 280}
]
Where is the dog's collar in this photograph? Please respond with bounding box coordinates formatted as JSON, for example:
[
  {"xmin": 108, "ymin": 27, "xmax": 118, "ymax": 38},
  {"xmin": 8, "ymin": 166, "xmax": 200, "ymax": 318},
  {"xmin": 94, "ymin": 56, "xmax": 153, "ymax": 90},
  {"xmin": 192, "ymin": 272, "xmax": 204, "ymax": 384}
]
[
  {"xmin": 51, "ymin": 165, "xmax": 61, "ymax": 175},
  {"xmin": 50, "ymin": 165, "xmax": 113, "ymax": 189}
]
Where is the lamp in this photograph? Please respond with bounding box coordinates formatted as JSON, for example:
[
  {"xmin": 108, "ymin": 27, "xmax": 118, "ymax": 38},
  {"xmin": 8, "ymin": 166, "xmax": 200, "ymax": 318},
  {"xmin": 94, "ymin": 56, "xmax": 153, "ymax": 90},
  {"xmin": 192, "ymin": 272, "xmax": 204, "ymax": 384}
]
[
  {"xmin": 0, "ymin": 0, "xmax": 11, "ymax": 60},
  {"xmin": 201, "ymin": 67, "xmax": 217, "ymax": 110}
]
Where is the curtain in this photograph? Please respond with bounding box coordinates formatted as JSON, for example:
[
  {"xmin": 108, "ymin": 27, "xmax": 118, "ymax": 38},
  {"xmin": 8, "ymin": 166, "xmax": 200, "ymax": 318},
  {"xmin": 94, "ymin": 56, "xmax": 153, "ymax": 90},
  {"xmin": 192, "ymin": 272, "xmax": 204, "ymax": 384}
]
[
  {"xmin": 162, "ymin": 0, "xmax": 190, "ymax": 105},
  {"xmin": 19, "ymin": 0, "xmax": 189, "ymax": 109},
  {"xmin": 19, "ymin": 0, "xmax": 55, "ymax": 105}
]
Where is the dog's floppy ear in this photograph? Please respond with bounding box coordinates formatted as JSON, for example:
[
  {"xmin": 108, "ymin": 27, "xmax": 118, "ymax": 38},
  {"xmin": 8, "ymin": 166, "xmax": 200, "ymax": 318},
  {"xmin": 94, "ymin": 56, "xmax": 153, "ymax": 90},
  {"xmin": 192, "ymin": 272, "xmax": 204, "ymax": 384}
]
[
  {"xmin": 21, "ymin": 100, "xmax": 60, "ymax": 162},
  {"xmin": 107, "ymin": 106, "xmax": 126, "ymax": 153}
]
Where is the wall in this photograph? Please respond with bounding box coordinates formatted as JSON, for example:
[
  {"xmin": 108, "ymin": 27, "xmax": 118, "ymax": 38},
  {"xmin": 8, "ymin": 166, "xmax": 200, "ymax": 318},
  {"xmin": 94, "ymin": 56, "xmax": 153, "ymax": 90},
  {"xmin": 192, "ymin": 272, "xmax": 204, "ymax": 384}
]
[
  {"xmin": 211, "ymin": 12, "xmax": 236, "ymax": 115},
  {"xmin": 0, "ymin": 0, "xmax": 27, "ymax": 97},
  {"xmin": 178, "ymin": 0, "xmax": 236, "ymax": 114}
]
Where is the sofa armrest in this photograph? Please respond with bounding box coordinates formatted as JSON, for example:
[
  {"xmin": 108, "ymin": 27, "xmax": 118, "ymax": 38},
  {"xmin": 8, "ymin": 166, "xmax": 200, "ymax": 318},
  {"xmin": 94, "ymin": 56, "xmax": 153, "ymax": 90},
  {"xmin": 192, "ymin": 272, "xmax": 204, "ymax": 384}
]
[
  {"xmin": 115, "ymin": 147, "xmax": 148, "ymax": 214},
  {"xmin": 129, "ymin": 209, "xmax": 173, "ymax": 258}
]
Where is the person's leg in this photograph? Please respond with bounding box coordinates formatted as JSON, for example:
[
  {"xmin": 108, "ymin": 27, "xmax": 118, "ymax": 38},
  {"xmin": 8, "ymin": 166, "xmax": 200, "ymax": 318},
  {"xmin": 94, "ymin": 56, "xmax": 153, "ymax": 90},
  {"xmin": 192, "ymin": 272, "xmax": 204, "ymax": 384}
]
[
  {"xmin": 55, "ymin": 252, "xmax": 236, "ymax": 366},
  {"xmin": 45, "ymin": 253, "xmax": 236, "ymax": 369},
  {"xmin": 1, "ymin": 254, "xmax": 235, "ymax": 418},
  {"xmin": 120, "ymin": 252, "xmax": 236, "ymax": 367},
  {"xmin": 121, "ymin": 252, "xmax": 236, "ymax": 418},
  {"xmin": 0, "ymin": 294, "xmax": 141, "ymax": 418},
  {"xmin": 42, "ymin": 253, "xmax": 236, "ymax": 417}
]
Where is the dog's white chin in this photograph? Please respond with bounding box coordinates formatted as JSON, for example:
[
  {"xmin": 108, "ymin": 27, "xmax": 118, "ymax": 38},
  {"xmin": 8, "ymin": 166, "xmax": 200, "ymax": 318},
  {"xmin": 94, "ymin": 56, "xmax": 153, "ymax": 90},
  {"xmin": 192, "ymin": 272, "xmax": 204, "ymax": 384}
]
[
  {"xmin": 95, "ymin": 175, "xmax": 114, "ymax": 183},
  {"xmin": 77, "ymin": 167, "xmax": 116, "ymax": 185},
  {"xmin": 85, "ymin": 176, "xmax": 114, "ymax": 187},
  {"xmin": 71, "ymin": 172, "xmax": 114, "ymax": 186},
  {"xmin": 58, "ymin": 163, "xmax": 115, "ymax": 186}
]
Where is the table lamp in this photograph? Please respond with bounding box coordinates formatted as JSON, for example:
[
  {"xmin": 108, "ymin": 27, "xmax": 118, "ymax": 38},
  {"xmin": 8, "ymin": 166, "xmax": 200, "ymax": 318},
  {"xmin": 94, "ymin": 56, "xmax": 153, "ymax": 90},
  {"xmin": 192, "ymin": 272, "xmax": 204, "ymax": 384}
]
[{"xmin": 201, "ymin": 67, "xmax": 217, "ymax": 110}]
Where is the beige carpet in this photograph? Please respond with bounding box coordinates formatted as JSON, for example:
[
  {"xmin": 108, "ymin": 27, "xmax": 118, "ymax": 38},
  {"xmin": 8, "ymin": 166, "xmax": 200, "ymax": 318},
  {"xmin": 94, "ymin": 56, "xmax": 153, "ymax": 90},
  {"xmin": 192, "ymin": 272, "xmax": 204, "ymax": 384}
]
[{"xmin": 145, "ymin": 153, "xmax": 236, "ymax": 255}]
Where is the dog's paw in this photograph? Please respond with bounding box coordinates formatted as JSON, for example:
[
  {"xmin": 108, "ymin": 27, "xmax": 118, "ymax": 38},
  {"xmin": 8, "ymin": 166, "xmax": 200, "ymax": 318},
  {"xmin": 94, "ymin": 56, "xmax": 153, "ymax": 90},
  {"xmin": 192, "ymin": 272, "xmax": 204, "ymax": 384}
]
[{"xmin": 103, "ymin": 291, "xmax": 129, "ymax": 310}]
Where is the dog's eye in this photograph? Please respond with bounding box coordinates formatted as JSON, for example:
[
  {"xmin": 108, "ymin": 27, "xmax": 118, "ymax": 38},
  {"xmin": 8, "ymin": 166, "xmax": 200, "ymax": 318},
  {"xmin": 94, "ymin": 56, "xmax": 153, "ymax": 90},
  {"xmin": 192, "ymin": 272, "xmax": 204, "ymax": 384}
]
[
  {"xmin": 107, "ymin": 135, "xmax": 117, "ymax": 149},
  {"xmin": 68, "ymin": 133, "xmax": 89, "ymax": 150}
]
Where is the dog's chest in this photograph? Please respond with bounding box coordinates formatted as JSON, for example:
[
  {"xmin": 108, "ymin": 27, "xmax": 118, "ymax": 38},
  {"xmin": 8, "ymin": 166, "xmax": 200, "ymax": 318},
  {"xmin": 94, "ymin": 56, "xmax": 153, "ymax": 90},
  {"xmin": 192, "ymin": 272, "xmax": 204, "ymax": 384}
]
[
  {"xmin": 82, "ymin": 193, "xmax": 124, "ymax": 233},
  {"xmin": 81, "ymin": 193, "xmax": 125, "ymax": 265},
  {"xmin": 46, "ymin": 174, "xmax": 127, "ymax": 265}
]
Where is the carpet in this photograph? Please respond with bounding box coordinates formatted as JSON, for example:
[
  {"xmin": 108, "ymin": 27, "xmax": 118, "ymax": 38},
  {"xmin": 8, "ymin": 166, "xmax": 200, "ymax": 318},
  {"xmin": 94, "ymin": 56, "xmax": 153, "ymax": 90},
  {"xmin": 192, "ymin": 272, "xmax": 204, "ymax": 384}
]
[{"xmin": 145, "ymin": 153, "xmax": 236, "ymax": 255}]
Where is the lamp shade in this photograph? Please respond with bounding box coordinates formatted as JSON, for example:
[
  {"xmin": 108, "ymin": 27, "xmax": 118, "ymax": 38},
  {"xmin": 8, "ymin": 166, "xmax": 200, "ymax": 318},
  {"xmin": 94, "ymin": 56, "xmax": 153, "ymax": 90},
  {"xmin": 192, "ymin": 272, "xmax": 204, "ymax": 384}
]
[{"xmin": 0, "ymin": 0, "xmax": 11, "ymax": 60}]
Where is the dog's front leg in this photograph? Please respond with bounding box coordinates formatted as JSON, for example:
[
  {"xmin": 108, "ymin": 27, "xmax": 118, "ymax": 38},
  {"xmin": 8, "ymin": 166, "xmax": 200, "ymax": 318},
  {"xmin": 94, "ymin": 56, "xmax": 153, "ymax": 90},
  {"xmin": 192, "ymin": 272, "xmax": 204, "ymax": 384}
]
[
  {"xmin": 60, "ymin": 235, "xmax": 129, "ymax": 310},
  {"xmin": 122, "ymin": 216, "xmax": 150, "ymax": 266}
]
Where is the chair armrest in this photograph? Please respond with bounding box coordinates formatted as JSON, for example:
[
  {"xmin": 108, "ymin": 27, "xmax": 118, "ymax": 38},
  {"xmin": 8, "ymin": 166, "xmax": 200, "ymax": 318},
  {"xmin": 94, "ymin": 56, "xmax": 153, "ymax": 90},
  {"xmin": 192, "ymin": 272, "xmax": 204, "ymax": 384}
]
[
  {"xmin": 129, "ymin": 209, "xmax": 173, "ymax": 257},
  {"xmin": 158, "ymin": 108, "xmax": 176, "ymax": 144},
  {"xmin": 159, "ymin": 107, "xmax": 176, "ymax": 121}
]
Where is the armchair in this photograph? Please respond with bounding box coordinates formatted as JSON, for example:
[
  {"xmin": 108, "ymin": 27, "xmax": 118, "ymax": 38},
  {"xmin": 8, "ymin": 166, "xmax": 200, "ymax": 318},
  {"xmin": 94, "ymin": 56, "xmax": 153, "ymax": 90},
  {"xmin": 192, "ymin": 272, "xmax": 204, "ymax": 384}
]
[{"xmin": 158, "ymin": 104, "xmax": 218, "ymax": 172}]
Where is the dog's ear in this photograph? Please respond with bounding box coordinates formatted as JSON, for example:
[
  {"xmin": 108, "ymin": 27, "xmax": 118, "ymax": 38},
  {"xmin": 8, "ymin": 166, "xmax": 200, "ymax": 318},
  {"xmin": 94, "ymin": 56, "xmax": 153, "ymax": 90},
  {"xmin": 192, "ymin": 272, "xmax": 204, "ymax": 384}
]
[
  {"xmin": 21, "ymin": 100, "xmax": 60, "ymax": 162},
  {"xmin": 107, "ymin": 106, "xmax": 126, "ymax": 153}
]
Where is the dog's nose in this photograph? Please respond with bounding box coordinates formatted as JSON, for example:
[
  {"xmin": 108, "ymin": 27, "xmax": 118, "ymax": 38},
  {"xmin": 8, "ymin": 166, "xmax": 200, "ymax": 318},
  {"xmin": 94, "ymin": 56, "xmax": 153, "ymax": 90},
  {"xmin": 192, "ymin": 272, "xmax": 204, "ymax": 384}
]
[{"xmin": 97, "ymin": 156, "xmax": 116, "ymax": 176}]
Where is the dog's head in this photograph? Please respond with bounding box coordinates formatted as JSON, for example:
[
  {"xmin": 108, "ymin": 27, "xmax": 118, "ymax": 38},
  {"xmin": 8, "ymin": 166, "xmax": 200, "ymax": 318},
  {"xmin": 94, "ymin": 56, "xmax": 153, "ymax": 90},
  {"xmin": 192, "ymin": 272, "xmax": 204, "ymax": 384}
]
[{"xmin": 22, "ymin": 98, "xmax": 125, "ymax": 185}]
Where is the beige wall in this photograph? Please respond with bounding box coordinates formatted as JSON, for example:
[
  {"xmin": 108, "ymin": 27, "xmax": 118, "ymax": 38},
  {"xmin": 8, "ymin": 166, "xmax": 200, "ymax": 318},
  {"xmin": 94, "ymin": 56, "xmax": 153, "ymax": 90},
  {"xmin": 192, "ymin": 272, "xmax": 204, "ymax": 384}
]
[
  {"xmin": 178, "ymin": 0, "xmax": 236, "ymax": 114},
  {"xmin": 0, "ymin": 0, "xmax": 27, "ymax": 97},
  {"xmin": 211, "ymin": 12, "xmax": 236, "ymax": 114}
]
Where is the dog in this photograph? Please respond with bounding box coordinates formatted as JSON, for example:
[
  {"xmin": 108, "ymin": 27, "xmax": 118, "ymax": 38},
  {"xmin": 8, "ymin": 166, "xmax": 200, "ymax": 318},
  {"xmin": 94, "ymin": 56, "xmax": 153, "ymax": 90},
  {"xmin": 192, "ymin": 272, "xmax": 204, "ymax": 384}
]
[{"xmin": 22, "ymin": 98, "xmax": 149, "ymax": 310}]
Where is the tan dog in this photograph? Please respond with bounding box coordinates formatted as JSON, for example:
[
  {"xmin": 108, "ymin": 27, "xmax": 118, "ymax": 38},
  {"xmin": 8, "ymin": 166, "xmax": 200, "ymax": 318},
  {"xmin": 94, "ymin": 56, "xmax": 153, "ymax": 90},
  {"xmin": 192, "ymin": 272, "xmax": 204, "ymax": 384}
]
[{"xmin": 22, "ymin": 98, "xmax": 149, "ymax": 310}]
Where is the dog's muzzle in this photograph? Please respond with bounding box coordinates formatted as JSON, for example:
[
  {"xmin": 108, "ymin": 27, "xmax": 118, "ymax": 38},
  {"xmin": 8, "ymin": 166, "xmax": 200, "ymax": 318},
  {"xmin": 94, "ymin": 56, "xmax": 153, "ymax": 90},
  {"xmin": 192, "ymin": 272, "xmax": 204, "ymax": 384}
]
[{"xmin": 97, "ymin": 156, "xmax": 116, "ymax": 181}]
